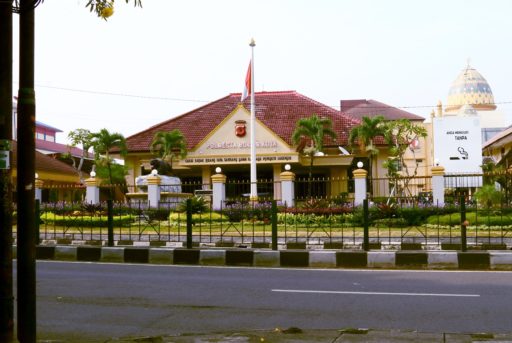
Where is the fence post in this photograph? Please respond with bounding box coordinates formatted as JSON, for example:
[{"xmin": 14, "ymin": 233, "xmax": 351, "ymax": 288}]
[
  {"xmin": 34, "ymin": 175, "xmax": 43, "ymax": 202},
  {"xmin": 186, "ymin": 198, "xmax": 192, "ymax": 249},
  {"xmin": 431, "ymin": 165, "xmax": 445, "ymax": 207},
  {"xmin": 107, "ymin": 199, "xmax": 114, "ymax": 247},
  {"xmin": 353, "ymin": 167, "xmax": 368, "ymax": 206},
  {"xmin": 363, "ymin": 199, "xmax": 369, "ymax": 251},
  {"xmin": 85, "ymin": 176, "xmax": 101, "ymax": 204},
  {"xmin": 271, "ymin": 200, "xmax": 278, "ymax": 250},
  {"xmin": 147, "ymin": 172, "xmax": 161, "ymax": 209},
  {"xmin": 460, "ymin": 195, "xmax": 467, "ymax": 252},
  {"xmin": 280, "ymin": 170, "xmax": 295, "ymax": 208},
  {"xmin": 211, "ymin": 172, "xmax": 226, "ymax": 211}
]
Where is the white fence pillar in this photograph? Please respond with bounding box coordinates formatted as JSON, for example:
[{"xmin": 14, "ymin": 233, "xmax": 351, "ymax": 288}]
[
  {"xmin": 353, "ymin": 168, "xmax": 367, "ymax": 206},
  {"xmin": 85, "ymin": 177, "xmax": 101, "ymax": 204},
  {"xmin": 211, "ymin": 173, "xmax": 226, "ymax": 210},
  {"xmin": 35, "ymin": 176, "xmax": 43, "ymax": 202},
  {"xmin": 147, "ymin": 174, "xmax": 161, "ymax": 208},
  {"xmin": 280, "ymin": 170, "xmax": 295, "ymax": 207},
  {"xmin": 431, "ymin": 165, "xmax": 445, "ymax": 207}
]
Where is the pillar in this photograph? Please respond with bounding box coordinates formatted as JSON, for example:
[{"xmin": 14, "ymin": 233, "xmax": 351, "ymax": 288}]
[
  {"xmin": 147, "ymin": 174, "xmax": 161, "ymax": 208},
  {"xmin": 431, "ymin": 165, "xmax": 445, "ymax": 207},
  {"xmin": 353, "ymin": 168, "xmax": 367, "ymax": 206},
  {"xmin": 211, "ymin": 172, "xmax": 226, "ymax": 210},
  {"xmin": 85, "ymin": 177, "xmax": 101, "ymax": 204},
  {"xmin": 34, "ymin": 176, "xmax": 43, "ymax": 202},
  {"xmin": 273, "ymin": 164, "xmax": 282, "ymax": 201},
  {"xmin": 280, "ymin": 170, "xmax": 295, "ymax": 208},
  {"xmin": 201, "ymin": 165, "xmax": 212, "ymax": 190}
]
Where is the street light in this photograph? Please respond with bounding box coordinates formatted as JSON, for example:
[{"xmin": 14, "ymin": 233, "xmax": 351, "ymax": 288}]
[
  {"xmin": 215, "ymin": 167, "xmax": 222, "ymax": 174},
  {"xmin": 284, "ymin": 164, "xmax": 291, "ymax": 171},
  {"xmin": 357, "ymin": 161, "xmax": 364, "ymax": 169}
]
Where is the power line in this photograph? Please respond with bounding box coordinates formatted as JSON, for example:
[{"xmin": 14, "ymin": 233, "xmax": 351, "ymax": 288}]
[{"xmin": 15, "ymin": 82, "xmax": 512, "ymax": 111}]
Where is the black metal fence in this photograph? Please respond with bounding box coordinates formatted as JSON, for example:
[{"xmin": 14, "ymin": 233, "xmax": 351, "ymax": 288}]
[{"xmin": 21, "ymin": 173, "xmax": 512, "ymax": 249}]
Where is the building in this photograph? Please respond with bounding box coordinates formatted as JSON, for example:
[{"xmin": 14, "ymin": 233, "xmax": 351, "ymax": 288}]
[
  {"xmin": 441, "ymin": 63, "xmax": 511, "ymax": 142},
  {"xmin": 123, "ymin": 91, "xmax": 424, "ymax": 200}
]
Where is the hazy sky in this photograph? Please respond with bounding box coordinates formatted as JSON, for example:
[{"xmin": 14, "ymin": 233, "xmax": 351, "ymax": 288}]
[{"xmin": 11, "ymin": 0, "xmax": 512, "ymax": 144}]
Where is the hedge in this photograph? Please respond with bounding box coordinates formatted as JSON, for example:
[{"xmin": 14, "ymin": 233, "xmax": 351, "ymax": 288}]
[{"xmin": 41, "ymin": 212, "xmax": 133, "ymax": 227}]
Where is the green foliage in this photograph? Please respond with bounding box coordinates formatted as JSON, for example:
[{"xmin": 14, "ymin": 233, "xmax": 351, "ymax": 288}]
[
  {"xmin": 169, "ymin": 212, "xmax": 227, "ymax": 224},
  {"xmin": 86, "ymin": 0, "xmax": 142, "ymax": 20},
  {"xmin": 150, "ymin": 129, "xmax": 187, "ymax": 172},
  {"xmin": 426, "ymin": 211, "xmax": 512, "ymax": 227},
  {"xmin": 473, "ymin": 184, "xmax": 502, "ymax": 209},
  {"xmin": 41, "ymin": 212, "xmax": 133, "ymax": 227},
  {"xmin": 95, "ymin": 163, "xmax": 127, "ymax": 185},
  {"xmin": 176, "ymin": 196, "xmax": 208, "ymax": 214},
  {"xmin": 291, "ymin": 114, "xmax": 337, "ymax": 195}
]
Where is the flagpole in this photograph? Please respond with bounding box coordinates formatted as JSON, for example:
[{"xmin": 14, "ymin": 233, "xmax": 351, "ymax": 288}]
[{"xmin": 249, "ymin": 38, "xmax": 257, "ymax": 201}]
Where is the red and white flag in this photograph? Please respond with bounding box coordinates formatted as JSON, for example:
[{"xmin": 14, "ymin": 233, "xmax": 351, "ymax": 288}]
[{"xmin": 241, "ymin": 60, "xmax": 252, "ymax": 101}]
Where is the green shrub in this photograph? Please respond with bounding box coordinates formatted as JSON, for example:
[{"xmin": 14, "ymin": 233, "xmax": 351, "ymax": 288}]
[
  {"xmin": 426, "ymin": 211, "xmax": 512, "ymax": 227},
  {"xmin": 41, "ymin": 212, "xmax": 133, "ymax": 227},
  {"xmin": 176, "ymin": 196, "xmax": 209, "ymax": 214},
  {"xmin": 169, "ymin": 211, "xmax": 227, "ymax": 224}
]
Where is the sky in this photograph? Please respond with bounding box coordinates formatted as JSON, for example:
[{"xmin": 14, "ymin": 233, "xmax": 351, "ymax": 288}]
[{"xmin": 11, "ymin": 0, "xmax": 512, "ymax": 144}]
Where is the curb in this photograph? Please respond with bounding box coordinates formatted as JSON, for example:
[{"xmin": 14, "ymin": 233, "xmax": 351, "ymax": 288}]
[{"xmin": 16, "ymin": 245, "xmax": 512, "ymax": 270}]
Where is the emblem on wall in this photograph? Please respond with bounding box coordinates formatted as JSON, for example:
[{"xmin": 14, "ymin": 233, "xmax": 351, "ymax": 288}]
[{"xmin": 235, "ymin": 120, "xmax": 247, "ymax": 137}]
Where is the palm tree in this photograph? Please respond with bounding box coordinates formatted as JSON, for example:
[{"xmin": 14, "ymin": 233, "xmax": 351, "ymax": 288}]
[
  {"xmin": 90, "ymin": 128, "xmax": 127, "ymax": 190},
  {"xmin": 150, "ymin": 129, "xmax": 187, "ymax": 173},
  {"xmin": 291, "ymin": 114, "xmax": 337, "ymax": 197},
  {"xmin": 348, "ymin": 115, "xmax": 386, "ymax": 190}
]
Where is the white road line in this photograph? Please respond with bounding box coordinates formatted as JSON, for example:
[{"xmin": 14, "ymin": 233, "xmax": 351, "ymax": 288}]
[{"xmin": 272, "ymin": 289, "xmax": 480, "ymax": 297}]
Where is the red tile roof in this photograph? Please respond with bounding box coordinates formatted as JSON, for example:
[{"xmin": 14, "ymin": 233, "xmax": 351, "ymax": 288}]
[
  {"xmin": 125, "ymin": 91, "xmax": 362, "ymax": 153},
  {"xmin": 36, "ymin": 139, "xmax": 91, "ymax": 158},
  {"xmin": 340, "ymin": 99, "xmax": 424, "ymax": 121},
  {"xmin": 11, "ymin": 141, "xmax": 79, "ymax": 177}
]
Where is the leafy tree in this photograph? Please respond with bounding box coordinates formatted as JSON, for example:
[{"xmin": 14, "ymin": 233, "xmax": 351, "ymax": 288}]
[
  {"xmin": 348, "ymin": 115, "xmax": 386, "ymax": 188},
  {"xmin": 67, "ymin": 128, "xmax": 93, "ymax": 182},
  {"xmin": 150, "ymin": 129, "xmax": 187, "ymax": 173},
  {"xmin": 382, "ymin": 119, "xmax": 428, "ymax": 197},
  {"xmin": 86, "ymin": 0, "xmax": 142, "ymax": 20},
  {"xmin": 291, "ymin": 114, "xmax": 337, "ymax": 196},
  {"xmin": 90, "ymin": 128, "xmax": 127, "ymax": 192},
  {"xmin": 474, "ymin": 184, "xmax": 502, "ymax": 210}
]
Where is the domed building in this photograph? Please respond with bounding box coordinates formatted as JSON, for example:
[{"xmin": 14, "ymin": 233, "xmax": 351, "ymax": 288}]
[{"xmin": 442, "ymin": 63, "xmax": 510, "ymax": 142}]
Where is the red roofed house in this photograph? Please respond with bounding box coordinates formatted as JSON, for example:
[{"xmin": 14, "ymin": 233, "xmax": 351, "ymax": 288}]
[{"xmin": 123, "ymin": 91, "xmax": 428, "ymax": 200}]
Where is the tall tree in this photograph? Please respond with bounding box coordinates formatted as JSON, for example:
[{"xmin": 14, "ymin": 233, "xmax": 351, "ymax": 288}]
[
  {"xmin": 292, "ymin": 114, "xmax": 337, "ymax": 197},
  {"xmin": 348, "ymin": 115, "xmax": 386, "ymax": 190},
  {"xmin": 382, "ymin": 119, "xmax": 428, "ymax": 198},
  {"xmin": 67, "ymin": 128, "xmax": 93, "ymax": 183},
  {"xmin": 150, "ymin": 129, "xmax": 187, "ymax": 173},
  {"xmin": 90, "ymin": 128, "xmax": 127, "ymax": 191}
]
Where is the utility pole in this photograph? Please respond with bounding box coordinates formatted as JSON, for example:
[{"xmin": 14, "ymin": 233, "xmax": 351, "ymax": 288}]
[
  {"xmin": 17, "ymin": 0, "xmax": 37, "ymax": 340},
  {"xmin": 0, "ymin": 0, "xmax": 14, "ymax": 341}
]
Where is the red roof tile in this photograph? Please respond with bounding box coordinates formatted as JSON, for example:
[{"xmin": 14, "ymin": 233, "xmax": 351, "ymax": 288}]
[
  {"xmin": 36, "ymin": 139, "xmax": 90, "ymax": 158},
  {"xmin": 340, "ymin": 99, "xmax": 424, "ymax": 121},
  {"xmin": 11, "ymin": 141, "xmax": 79, "ymax": 177},
  {"xmin": 125, "ymin": 91, "xmax": 362, "ymax": 153}
]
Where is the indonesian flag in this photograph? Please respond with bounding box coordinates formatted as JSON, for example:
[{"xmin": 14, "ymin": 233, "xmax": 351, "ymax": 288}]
[{"xmin": 241, "ymin": 60, "xmax": 252, "ymax": 101}]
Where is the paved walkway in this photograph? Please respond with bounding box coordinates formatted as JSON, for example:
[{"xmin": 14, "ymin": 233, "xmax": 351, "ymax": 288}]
[{"xmin": 39, "ymin": 328, "xmax": 512, "ymax": 342}]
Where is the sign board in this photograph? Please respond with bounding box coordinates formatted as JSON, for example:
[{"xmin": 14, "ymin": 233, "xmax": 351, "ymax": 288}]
[{"xmin": 433, "ymin": 116, "xmax": 482, "ymax": 187}]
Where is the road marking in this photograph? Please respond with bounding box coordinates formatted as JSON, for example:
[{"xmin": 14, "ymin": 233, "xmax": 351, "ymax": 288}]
[{"xmin": 272, "ymin": 289, "xmax": 480, "ymax": 297}]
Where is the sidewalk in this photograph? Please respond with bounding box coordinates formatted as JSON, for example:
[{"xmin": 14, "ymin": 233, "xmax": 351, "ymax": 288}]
[{"xmin": 41, "ymin": 328, "xmax": 512, "ymax": 342}]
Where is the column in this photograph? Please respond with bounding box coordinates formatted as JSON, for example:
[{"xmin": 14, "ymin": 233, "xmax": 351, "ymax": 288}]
[
  {"xmin": 353, "ymin": 168, "xmax": 367, "ymax": 206},
  {"xmin": 273, "ymin": 164, "xmax": 282, "ymax": 201},
  {"xmin": 211, "ymin": 172, "xmax": 226, "ymax": 210},
  {"xmin": 34, "ymin": 175, "xmax": 43, "ymax": 202},
  {"xmin": 147, "ymin": 174, "xmax": 161, "ymax": 208},
  {"xmin": 431, "ymin": 165, "xmax": 445, "ymax": 207},
  {"xmin": 280, "ymin": 170, "xmax": 295, "ymax": 208},
  {"xmin": 85, "ymin": 177, "xmax": 101, "ymax": 204}
]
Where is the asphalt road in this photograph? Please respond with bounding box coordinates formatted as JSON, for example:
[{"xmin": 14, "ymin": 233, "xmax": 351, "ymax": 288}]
[{"xmin": 14, "ymin": 261, "xmax": 512, "ymax": 340}]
